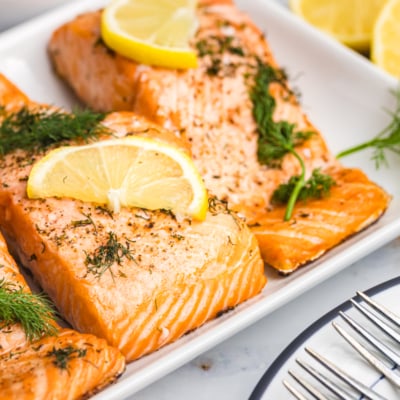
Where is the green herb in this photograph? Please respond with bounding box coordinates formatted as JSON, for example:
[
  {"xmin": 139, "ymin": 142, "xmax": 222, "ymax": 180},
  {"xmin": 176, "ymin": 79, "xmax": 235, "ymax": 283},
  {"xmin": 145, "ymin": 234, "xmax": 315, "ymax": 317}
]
[
  {"xmin": 250, "ymin": 60, "xmax": 313, "ymax": 166},
  {"xmin": 208, "ymin": 196, "xmax": 240, "ymax": 226},
  {"xmin": 159, "ymin": 208, "xmax": 176, "ymax": 219},
  {"xmin": 0, "ymin": 279, "xmax": 58, "ymax": 341},
  {"xmin": 208, "ymin": 197, "xmax": 229, "ymax": 215},
  {"xmin": 171, "ymin": 233, "xmax": 184, "ymax": 240},
  {"xmin": 196, "ymin": 35, "xmax": 245, "ymax": 58},
  {"xmin": 0, "ymin": 106, "xmax": 110, "ymax": 155},
  {"xmin": 71, "ymin": 212, "xmax": 97, "ymax": 233},
  {"xmin": 71, "ymin": 218, "xmax": 92, "ymax": 228},
  {"xmin": 196, "ymin": 39, "xmax": 213, "ymax": 57},
  {"xmin": 337, "ymin": 86, "xmax": 400, "ymax": 168},
  {"xmin": 272, "ymin": 168, "xmax": 336, "ymax": 210},
  {"xmin": 196, "ymin": 34, "xmax": 245, "ymax": 77},
  {"xmin": 250, "ymin": 60, "xmax": 321, "ymax": 220},
  {"xmin": 207, "ymin": 58, "xmax": 223, "ymax": 76},
  {"xmin": 47, "ymin": 345, "xmax": 87, "ymax": 370},
  {"xmin": 85, "ymin": 231, "xmax": 135, "ymax": 279},
  {"xmin": 95, "ymin": 205, "xmax": 114, "ymax": 219}
]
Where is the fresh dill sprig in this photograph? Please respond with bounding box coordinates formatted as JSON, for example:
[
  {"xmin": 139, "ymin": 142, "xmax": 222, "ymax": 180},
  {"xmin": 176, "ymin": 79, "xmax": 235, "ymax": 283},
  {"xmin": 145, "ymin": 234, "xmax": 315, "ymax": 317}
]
[
  {"xmin": 47, "ymin": 345, "xmax": 87, "ymax": 370},
  {"xmin": 272, "ymin": 168, "xmax": 336, "ymax": 208},
  {"xmin": 85, "ymin": 231, "xmax": 135, "ymax": 279},
  {"xmin": 250, "ymin": 60, "xmax": 313, "ymax": 167},
  {"xmin": 0, "ymin": 279, "xmax": 58, "ymax": 341},
  {"xmin": 0, "ymin": 106, "xmax": 110, "ymax": 156},
  {"xmin": 250, "ymin": 60, "xmax": 329, "ymax": 220},
  {"xmin": 337, "ymin": 86, "xmax": 400, "ymax": 168}
]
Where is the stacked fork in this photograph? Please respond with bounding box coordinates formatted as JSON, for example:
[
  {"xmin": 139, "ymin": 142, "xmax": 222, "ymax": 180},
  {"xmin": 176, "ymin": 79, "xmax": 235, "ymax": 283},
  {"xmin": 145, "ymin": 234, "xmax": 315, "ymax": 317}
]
[{"xmin": 284, "ymin": 291, "xmax": 400, "ymax": 400}]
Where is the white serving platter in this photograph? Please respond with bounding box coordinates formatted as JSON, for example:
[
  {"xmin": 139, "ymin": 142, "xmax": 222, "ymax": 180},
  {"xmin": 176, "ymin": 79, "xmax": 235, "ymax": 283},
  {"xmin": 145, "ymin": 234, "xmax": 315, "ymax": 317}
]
[{"xmin": 0, "ymin": 0, "xmax": 399, "ymax": 399}]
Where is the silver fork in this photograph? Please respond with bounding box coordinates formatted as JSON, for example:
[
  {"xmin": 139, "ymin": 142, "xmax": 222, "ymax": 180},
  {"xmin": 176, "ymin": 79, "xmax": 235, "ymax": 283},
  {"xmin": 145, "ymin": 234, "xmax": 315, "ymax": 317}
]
[{"xmin": 284, "ymin": 290, "xmax": 400, "ymax": 399}]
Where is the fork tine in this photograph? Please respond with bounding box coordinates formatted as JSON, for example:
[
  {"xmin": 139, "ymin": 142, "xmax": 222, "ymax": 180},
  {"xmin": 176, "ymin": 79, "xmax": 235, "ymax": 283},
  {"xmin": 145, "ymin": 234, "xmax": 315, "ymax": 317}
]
[
  {"xmin": 287, "ymin": 370, "xmax": 328, "ymax": 400},
  {"xmin": 305, "ymin": 347, "xmax": 388, "ymax": 400},
  {"xmin": 357, "ymin": 291, "xmax": 400, "ymax": 328},
  {"xmin": 339, "ymin": 310, "xmax": 400, "ymax": 365},
  {"xmin": 350, "ymin": 300, "xmax": 400, "ymax": 344},
  {"xmin": 296, "ymin": 358, "xmax": 357, "ymax": 399},
  {"xmin": 333, "ymin": 321, "xmax": 400, "ymax": 388},
  {"xmin": 283, "ymin": 378, "xmax": 311, "ymax": 400}
]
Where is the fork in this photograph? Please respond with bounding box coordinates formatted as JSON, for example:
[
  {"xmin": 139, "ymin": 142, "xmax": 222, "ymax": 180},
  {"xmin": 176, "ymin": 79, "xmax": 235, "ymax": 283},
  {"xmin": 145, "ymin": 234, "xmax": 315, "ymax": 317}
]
[{"xmin": 283, "ymin": 290, "xmax": 400, "ymax": 399}]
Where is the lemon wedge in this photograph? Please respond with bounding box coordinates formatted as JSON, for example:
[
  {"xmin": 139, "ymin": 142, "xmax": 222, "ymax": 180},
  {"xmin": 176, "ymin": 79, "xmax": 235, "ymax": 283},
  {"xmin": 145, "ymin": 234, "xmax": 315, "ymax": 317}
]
[
  {"xmin": 27, "ymin": 136, "xmax": 208, "ymax": 220},
  {"xmin": 289, "ymin": 0, "xmax": 387, "ymax": 52},
  {"xmin": 101, "ymin": 0, "xmax": 198, "ymax": 69},
  {"xmin": 372, "ymin": 0, "xmax": 400, "ymax": 78}
]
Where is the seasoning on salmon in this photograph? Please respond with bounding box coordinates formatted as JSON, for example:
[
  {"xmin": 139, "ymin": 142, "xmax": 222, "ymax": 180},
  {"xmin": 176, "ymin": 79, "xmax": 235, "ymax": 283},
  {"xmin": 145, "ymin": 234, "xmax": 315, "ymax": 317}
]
[
  {"xmin": 0, "ymin": 74, "xmax": 266, "ymax": 362},
  {"xmin": 48, "ymin": 0, "xmax": 391, "ymax": 273},
  {"xmin": 0, "ymin": 230, "xmax": 125, "ymax": 399}
]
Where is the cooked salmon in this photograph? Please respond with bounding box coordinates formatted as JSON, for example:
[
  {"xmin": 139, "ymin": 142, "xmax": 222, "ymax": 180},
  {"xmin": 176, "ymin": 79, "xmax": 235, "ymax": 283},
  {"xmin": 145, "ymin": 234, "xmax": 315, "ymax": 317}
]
[
  {"xmin": 0, "ymin": 230, "xmax": 125, "ymax": 399},
  {"xmin": 0, "ymin": 74, "xmax": 266, "ymax": 362},
  {"xmin": 252, "ymin": 167, "xmax": 390, "ymax": 272},
  {"xmin": 48, "ymin": 0, "xmax": 391, "ymax": 273}
]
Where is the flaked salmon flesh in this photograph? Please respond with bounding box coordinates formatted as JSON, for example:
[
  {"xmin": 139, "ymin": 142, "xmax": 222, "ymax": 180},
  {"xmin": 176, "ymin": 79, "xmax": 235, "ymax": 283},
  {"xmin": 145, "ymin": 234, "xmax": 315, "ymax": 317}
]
[
  {"xmin": 48, "ymin": 0, "xmax": 391, "ymax": 273},
  {"xmin": 0, "ymin": 74, "xmax": 266, "ymax": 363},
  {"xmin": 0, "ymin": 230, "xmax": 126, "ymax": 399}
]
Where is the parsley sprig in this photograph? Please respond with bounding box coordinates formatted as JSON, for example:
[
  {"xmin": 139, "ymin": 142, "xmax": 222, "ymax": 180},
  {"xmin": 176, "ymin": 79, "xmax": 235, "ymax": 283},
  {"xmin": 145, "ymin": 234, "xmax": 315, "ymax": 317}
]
[
  {"xmin": 337, "ymin": 86, "xmax": 400, "ymax": 168},
  {"xmin": 0, "ymin": 279, "xmax": 58, "ymax": 341},
  {"xmin": 0, "ymin": 106, "xmax": 109, "ymax": 156},
  {"xmin": 250, "ymin": 60, "xmax": 334, "ymax": 220}
]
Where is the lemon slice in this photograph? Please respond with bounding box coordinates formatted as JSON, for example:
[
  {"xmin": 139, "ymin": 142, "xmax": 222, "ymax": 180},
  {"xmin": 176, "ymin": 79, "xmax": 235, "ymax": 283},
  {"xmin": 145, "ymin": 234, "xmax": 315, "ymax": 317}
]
[
  {"xmin": 101, "ymin": 0, "xmax": 198, "ymax": 69},
  {"xmin": 289, "ymin": 0, "xmax": 387, "ymax": 51},
  {"xmin": 27, "ymin": 136, "xmax": 208, "ymax": 220},
  {"xmin": 372, "ymin": 0, "xmax": 400, "ymax": 78}
]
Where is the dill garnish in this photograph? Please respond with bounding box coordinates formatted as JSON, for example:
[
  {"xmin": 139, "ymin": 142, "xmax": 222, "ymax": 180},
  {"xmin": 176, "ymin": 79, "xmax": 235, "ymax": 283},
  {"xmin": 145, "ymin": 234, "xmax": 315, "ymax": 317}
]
[
  {"xmin": 0, "ymin": 106, "xmax": 110, "ymax": 156},
  {"xmin": 0, "ymin": 279, "xmax": 57, "ymax": 341},
  {"xmin": 196, "ymin": 33, "xmax": 245, "ymax": 76},
  {"xmin": 250, "ymin": 60, "xmax": 313, "ymax": 167},
  {"xmin": 71, "ymin": 218, "xmax": 92, "ymax": 228},
  {"xmin": 196, "ymin": 35, "xmax": 244, "ymax": 57},
  {"xmin": 272, "ymin": 168, "xmax": 336, "ymax": 206},
  {"xmin": 47, "ymin": 345, "xmax": 87, "ymax": 370},
  {"xmin": 159, "ymin": 208, "xmax": 176, "ymax": 219},
  {"xmin": 337, "ymin": 86, "xmax": 400, "ymax": 168},
  {"xmin": 208, "ymin": 197, "xmax": 232, "ymax": 215},
  {"xmin": 85, "ymin": 231, "xmax": 135, "ymax": 279},
  {"xmin": 208, "ymin": 196, "xmax": 240, "ymax": 226},
  {"xmin": 207, "ymin": 58, "xmax": 223, "ymax": 76},
  {"xmin": 95, "ymin": 205, "xmax": 114, "ymax": 219},
  {"xmin": 250, "ymin": 60, "xmax": 333, "ymax": 220},
  {"xmin": 71, "ymin": 212, "xmax": 97, "ymax": 233}
]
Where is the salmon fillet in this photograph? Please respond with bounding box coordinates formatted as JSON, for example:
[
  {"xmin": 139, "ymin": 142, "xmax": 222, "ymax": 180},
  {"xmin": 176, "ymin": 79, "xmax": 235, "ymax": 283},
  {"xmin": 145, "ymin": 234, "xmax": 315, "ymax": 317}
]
[
  {"xmin": 0, "ymin": 74, "xmax": 266, "ymax": 361},
  {"xmin": 0, "ymin": 231, "xmax": 125, "ymax": 399},
  {"xmin": 48, "ymin": 0, "xmax": 391, "ymax": 273}
]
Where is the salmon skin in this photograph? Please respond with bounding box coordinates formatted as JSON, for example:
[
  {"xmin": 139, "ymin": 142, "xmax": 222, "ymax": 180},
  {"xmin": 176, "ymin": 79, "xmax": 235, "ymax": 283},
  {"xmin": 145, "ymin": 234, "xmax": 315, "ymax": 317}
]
[
  {"xmin": 48, "ymin": 0, "xmax": 391, "ymax": 273},
  {"xmin": 0, "ymin": 74, "xmax": 266, "ymax": 362},
  {"xmin": 0, "ymin": 230, "xmax": 126, "ymax": 400}
]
